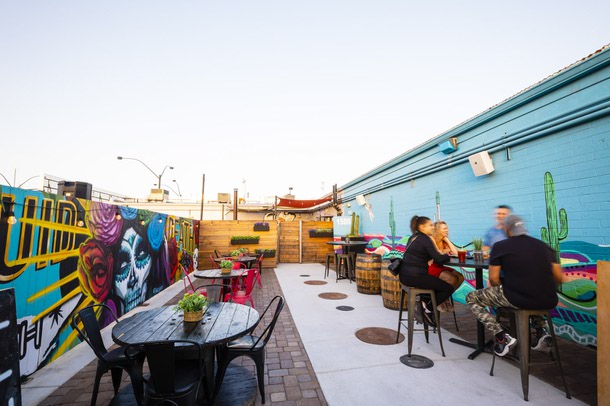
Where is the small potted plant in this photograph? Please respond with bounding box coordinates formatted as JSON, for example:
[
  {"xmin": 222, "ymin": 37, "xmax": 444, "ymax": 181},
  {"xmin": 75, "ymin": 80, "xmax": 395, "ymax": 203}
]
[
  {"xmin": 220, "ymin": 259, "xmax": 233, "ymax": 274},
  {"xmin": 253, "ymin": 222, "xmax": 270, "ymax": 231},
  {"xmin": 175, "ymin": 292, "xmax": 208, "ymax": 323},
  {"xmin": 230, "ymin": 249, "xmax": 242, "ymax": 258},
  {"xmin": 472, "ymin": 237, "xmax": 484, "ymax": 262}
]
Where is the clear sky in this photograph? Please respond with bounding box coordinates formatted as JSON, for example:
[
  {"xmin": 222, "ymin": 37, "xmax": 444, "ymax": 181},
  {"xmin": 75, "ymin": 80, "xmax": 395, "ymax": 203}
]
[{"xmin": 2, "ymin": 1, "xmax": 609, "ymax": 202}]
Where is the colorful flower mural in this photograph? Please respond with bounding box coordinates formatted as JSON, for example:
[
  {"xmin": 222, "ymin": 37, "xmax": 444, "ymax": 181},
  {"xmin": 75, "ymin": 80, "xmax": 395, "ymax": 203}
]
[{"xmin": 0, "ymin": 186, "xmax": 198, "ymax": 376}]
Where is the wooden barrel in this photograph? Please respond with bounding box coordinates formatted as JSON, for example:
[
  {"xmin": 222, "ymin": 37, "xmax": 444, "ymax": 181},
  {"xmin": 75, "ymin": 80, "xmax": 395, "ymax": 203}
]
[
  {"xmin": 355, "ymin": 254, "xmax": 381, "ymax": 294},
  {"xmin": 380, "ymin": 259, "xmax": 408, "ymax": 310}
]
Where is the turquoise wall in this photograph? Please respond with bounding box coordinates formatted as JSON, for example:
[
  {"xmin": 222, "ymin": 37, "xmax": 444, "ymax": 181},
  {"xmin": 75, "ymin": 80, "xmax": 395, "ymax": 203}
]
[{"xmin": 339, "ymin": 48, "xmax": 610, "ymax": 347}]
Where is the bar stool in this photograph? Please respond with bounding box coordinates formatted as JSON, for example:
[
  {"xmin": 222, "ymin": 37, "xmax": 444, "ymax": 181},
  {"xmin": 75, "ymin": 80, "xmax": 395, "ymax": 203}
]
[
  {"xmin": 336, "ymin": 254, "xmax": 354, "ymax": 283},
  {"xmin": 324, "ymin": 253, "xmax": 336, "ymax": 279},
  {"xmin": 490, "ymin": 308, "xmax": 570, "ymax": 401},
  {"xmin": 396, "ymin": 285, "xmax": 445, "ymax": 357}
]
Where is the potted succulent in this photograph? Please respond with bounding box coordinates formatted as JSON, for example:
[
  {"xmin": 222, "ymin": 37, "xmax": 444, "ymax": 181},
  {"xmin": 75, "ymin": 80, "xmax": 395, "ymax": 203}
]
[
  {"xmin": 472, "ymin": 237, "xmax": 484, "ymax": 262},
  {"xmin": 230, "ymin": 235, "xmax": 260, "ymax": 245},
  {"xmin": 253, "ymin": 222, "xmax": 270, "ymax": 231},
  {"xmin": 219, "ymin": 259, "xmax": 233, "ymax": 274},
  {"xmin": 175, "ymin": 292, "xmax": 208, "ymax": 323}
]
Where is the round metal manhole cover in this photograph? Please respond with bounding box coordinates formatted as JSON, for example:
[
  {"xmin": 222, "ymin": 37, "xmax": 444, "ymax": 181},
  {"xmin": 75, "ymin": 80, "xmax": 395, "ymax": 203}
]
[
  {"xmin": 336, "ymin": 306, "xmax": 354, "ymax": 311},
  {"xmin": 304, "ymin": 280, "xmax": 328, "ymax": 285},
  {"xmin": 318, "ymin": 292, "xmax": 348, "ymax": 300},
  {"xmin": 355, "ymin": 327, "xmax": 404, "ymax": 345},
  {"xmin": 399, "ymin": 354, "xmax": 434, "ymax": 369},
  {"xmin": 300, "ymin": 274, "xmax": 311, "ymax": 277}
]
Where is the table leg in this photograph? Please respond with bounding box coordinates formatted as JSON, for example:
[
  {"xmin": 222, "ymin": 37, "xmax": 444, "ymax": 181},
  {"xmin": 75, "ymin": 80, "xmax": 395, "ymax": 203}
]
[
  {"xmin": 449, "ymin": 266, "xmax": 490, "ymax": 360},
  {"xmin": 202, "ymin": 347, "xmax": 215, "ymax": 404}
]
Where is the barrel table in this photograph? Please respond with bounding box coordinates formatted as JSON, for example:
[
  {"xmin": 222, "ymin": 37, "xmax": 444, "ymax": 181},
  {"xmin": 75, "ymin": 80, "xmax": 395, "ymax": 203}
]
[
  {"xmin": 355, "ymin": 253, "xmax": 381, "ymax": 294},
  {"xmin": 380, "ymin": 259, "xmax": 408, "ymax": 310}
]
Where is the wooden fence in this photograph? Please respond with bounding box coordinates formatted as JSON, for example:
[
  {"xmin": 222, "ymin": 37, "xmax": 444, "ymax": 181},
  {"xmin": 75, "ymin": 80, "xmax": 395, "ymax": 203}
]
[
  {"xmin": 198, "ymin": 220, "xmax": 278, "ymax": 269},
  {"xmin": 198, "ymin": 220, "xmax": 333, "ymax": 266}
]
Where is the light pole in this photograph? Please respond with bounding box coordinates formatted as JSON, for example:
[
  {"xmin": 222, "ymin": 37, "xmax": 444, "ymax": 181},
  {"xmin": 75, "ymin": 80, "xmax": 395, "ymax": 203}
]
[
  {"xmin": 161, "ymin": 184, "xmax": 181, "ymax": 197},
  {"xmin": 117, "ymin": 156, "xmax": 173, "ymax": 188},
  {"xmin": 172, "ymin": 180, "xmax": 182, "ymax": 197}
]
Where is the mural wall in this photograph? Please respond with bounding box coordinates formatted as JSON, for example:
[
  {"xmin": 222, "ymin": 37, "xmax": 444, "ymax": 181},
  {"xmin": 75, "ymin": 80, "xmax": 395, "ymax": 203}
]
[
  {"xmin": 0, "ymin": 186, "xmax": 198, "ymax": 377},
  {"xmin": 336, "ymin": 47, "xmax": 610, "ymax": 348}
]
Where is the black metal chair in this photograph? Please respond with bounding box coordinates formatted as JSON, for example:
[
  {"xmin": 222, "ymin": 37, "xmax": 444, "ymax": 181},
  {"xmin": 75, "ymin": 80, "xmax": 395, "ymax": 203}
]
[
  {"xmin": 214, "ymin": 295, "xmax": 285, "ymax": 404},
  {"xmin": 71, "ymin": 304, "xmax": 144, "ymax": 406},
  {"xmin": 214, "ymin": 249, "xmax": 223, "ymax": 258},
  {"xmin": 125, "ymin": 340, "xmax": 205, "ymax": 406}
]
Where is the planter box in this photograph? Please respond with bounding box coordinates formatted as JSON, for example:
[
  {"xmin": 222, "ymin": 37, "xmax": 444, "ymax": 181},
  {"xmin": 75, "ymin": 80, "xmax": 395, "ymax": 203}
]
[
  {"xmin": 309, "ymin": 230, "xmax": 333, "ymax": 238},
  {"xmin": 253, "ymin": 224, "xmax": 270, "ymax": 231},
  {"xmin": 255, "ymin": 249, "xmax": 276, "ymax": 258},
  {"xmin": 231, "ymin": 237, "xmax": 259, "ymax": 245}
]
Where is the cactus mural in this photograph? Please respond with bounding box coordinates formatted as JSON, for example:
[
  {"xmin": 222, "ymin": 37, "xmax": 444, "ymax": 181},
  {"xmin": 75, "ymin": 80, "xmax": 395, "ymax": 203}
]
[
  {"xmin": 540, "ymin": 171, "xmax": 568, "ymax": 261},
  {"xmin": 389, "ymin": 197, "xmax": 396, "ymax": 249},
  {"xmin": 348, "ymin": 212, "xmax": 360, "ymax": 237}
]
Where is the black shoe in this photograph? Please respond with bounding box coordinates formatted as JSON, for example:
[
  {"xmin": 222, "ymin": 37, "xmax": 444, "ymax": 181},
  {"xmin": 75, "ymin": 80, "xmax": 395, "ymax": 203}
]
[
  {"xmin": 414, "ymin": 300, "xmax": 423, "ymax": 324},
  {"xmin": 494, "ymin": 332, "xmax": 517, "ymax": 357},
  {"xmin": 531, "ymin": 330, "xmax": 552, "ymax": 353},
  {"xmin": 420, "ymin": 300, "xmax": 437, "ymax": 328}
]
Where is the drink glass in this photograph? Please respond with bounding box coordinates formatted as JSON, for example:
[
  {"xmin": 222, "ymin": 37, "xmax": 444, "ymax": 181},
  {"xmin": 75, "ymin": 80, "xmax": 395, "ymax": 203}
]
[{"xmin": 457, "ymin": 250, "xmax": 466, "ymax": 262}]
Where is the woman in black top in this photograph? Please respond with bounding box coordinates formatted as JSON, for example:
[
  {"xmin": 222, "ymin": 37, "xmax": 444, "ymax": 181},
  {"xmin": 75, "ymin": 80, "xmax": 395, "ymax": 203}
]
[{"xmin": 399, "ymin": 215, "xmax": 454, "ymax": 326}]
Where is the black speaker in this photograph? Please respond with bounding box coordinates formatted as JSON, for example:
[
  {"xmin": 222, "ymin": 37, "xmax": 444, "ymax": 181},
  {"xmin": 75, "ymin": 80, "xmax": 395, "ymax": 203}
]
[{"xmin": 58, "ymin": 181, "xmax": 92, "ymax": 200}]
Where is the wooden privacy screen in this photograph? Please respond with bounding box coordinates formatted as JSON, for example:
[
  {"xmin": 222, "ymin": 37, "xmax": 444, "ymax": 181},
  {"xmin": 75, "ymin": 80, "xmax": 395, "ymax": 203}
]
[
  {"xmin": 301, "ymin": 221, "xmax": 335, "ymax": 263},
  {"xmin": 599, "ymin": 261, "xmax": 608, "ymax": 406},
  {"xmin": 279, "ymin": 221, "xmax": 335, "ymax": 263},
  {"xmin": 198, "ymin": 220, "xmax": 278, "ymax": 269},
  {"xmin": 198, "ymin": 220, "xmax": 334, "ymax": 266}
]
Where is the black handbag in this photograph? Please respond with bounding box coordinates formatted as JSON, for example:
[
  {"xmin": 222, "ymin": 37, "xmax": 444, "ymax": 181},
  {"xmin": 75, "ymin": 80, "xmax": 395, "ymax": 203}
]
[
  {"xmin": 388, "ymin": 259, "xmax": 401, "ymax": 276},
  {"xmin": 387, "ymin": 235, "xmax": 419, "ymax": 276}
]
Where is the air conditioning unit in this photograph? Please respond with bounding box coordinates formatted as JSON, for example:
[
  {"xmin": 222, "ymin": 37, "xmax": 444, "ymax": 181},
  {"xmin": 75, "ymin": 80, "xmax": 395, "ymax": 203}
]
[
  {"xmin": 217, "ymin": 193, "xmax": 230, "ymax": 203},
  {"xmin": 148, "ymin": 189, "xmax": 169, "ymax": 202}
]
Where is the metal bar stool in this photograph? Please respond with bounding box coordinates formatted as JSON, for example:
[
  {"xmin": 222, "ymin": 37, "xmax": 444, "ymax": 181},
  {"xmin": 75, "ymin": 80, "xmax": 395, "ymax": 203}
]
[
  {"xmin": 396, "ymin": 285, "xmax": 445, "ymax": 357},
  {"xmin": 336, "ymin": 254, "xmax": 354, "ymax": 283},
  {"xmin": 490, "ymin": 307, "xmax": 570, "ymax": 401},
  {"xmin": 324, "ymin": 253, "xmax": 336, "ymax": 279}
]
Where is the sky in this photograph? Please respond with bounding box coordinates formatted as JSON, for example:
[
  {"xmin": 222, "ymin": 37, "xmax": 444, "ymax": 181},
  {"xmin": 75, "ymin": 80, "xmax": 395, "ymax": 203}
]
[{"xmin": 2, "ymin": 1, "xmax": 610, "ymax": 202}]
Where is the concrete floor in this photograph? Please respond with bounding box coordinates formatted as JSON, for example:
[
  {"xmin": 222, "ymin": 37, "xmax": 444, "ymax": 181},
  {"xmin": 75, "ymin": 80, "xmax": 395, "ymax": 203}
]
[{"xmin": 22, "ymin": 262, "xmax": 595, "ymax": 405}]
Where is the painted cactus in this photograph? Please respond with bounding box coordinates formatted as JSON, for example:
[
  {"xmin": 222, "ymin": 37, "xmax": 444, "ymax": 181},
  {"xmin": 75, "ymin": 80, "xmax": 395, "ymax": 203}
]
[
  {"xmin": 540, "ymin": 171, "xmax": 568, "ymax": 261},
  {"xmin": 389, "ymin": 197, "xmax": 396, "ymax": 249},
  {"xmin": 348, "ymin": 212, "xmax": 360, "ymax": 237}
]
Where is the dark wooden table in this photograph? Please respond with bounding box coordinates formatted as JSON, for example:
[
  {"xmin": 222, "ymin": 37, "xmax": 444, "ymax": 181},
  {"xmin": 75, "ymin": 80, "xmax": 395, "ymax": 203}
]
[
  {"xmin": 447, "ymin": 257, "xmax": 490, "ymax": 359},
  {"xmin": 112, "ymin": 302, "xmax": 259, "ymax": 403},
  {"xmin": 325, "ymin": 240, "xmax": 368, "ymax": 255}
]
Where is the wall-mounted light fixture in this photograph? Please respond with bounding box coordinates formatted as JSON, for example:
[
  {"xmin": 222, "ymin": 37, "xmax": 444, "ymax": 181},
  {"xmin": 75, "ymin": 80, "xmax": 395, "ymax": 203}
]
[{"xmin": 438, "ymin": 138, "xmax": 458, "ymax": 154}]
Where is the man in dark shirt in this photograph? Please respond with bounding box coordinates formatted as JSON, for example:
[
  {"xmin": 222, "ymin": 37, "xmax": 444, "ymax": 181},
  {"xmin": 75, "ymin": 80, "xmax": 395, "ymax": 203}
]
[{"xmin": 466, "ymin": 215, "xmax": 563, "ymax": 356}]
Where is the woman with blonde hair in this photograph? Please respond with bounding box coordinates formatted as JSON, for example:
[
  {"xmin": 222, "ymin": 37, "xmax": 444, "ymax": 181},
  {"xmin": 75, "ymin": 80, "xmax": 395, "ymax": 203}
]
[{"xmin": 429, "ymin": 221, "xmax": 465, "ymax": 311}]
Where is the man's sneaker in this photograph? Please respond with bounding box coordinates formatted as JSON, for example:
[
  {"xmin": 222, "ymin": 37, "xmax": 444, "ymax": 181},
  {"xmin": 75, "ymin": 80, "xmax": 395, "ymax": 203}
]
[
  {"xmin": 414, "ymin": 300, "xmax": 423, "ymax": 324},
  {"xmin": 532, "ymin": 333, "xmax": 552, "ymax": 353},
  {"xmin": 494, "ymin": 333, "xmax": 517, "ymax": 357}
]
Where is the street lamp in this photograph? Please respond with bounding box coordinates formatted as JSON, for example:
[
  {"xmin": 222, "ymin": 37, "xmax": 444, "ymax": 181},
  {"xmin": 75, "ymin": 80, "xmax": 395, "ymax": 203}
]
[
  {"xmin": 172, "ymin": 180, "xmax": 182, "ymax": 197},
  {"xmin": 161, "ymin": 183, "xmax": 181, "ymax": 197},
  {"xmin": 117, "ymin": 156, "xmax": 173, "ymax": 188}
]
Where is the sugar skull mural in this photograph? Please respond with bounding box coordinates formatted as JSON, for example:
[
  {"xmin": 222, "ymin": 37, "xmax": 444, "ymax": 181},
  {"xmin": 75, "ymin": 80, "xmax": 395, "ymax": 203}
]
[{"xmin": 0, "ymin": 187, "xmax": 198, "ymax": 377}]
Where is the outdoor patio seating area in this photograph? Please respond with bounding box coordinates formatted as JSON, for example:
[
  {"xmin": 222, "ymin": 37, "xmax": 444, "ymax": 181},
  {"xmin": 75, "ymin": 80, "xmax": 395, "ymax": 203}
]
[{"xmin": 24, "ymin": 263, "xmax": 596, "ymax": 405}]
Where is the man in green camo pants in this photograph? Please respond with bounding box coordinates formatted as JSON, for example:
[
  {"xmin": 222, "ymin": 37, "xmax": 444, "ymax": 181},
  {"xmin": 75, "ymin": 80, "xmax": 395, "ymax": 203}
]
[{"xmin": 466, "ymin": 215, "xmax": 563, "ymax": 357}]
